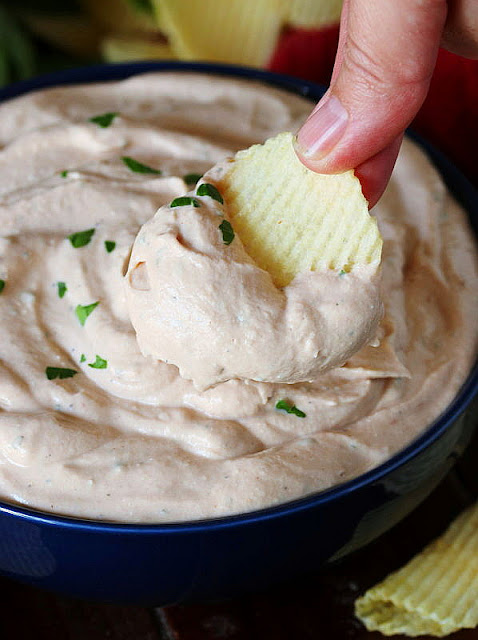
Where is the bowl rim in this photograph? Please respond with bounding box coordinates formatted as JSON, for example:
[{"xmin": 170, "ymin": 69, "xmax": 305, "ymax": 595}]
[{"xmin": 0, "ymin": 60, "xmax": 477, "ymax": 533}]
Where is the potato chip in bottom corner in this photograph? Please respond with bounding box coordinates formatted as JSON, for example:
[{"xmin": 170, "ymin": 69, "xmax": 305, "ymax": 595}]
[{"xmin": 355, "ymin": 501, "xmax": 478, "ymax": 637}]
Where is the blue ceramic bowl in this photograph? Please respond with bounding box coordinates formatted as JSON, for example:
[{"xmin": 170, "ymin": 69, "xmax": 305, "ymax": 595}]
[{"xmin": 0, "ymin": 62, "xmax": 477, "ymax": 606}]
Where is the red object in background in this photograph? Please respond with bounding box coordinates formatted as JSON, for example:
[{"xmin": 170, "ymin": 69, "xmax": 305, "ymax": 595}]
[
  {"xmin": 269, "ymin": 26, "xmax": 478, "ymax": 188},
  {"xmin": 269, "ymin": 25, "xmax": 340, "ymax": 88}
]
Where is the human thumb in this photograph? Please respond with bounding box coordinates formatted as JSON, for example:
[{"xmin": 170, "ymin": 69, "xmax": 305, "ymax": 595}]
[{"xmin": 295, "ymin": 0, "xmax": 447, "ymax": 205}]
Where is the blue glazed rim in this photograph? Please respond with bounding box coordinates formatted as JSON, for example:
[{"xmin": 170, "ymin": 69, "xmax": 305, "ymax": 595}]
[{"xmin": 0, "ymin": 60, "xmax": 477, "ymax": 533}]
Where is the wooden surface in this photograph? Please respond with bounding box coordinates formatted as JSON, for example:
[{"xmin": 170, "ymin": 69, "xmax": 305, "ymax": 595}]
[{"xmin": 1, "ymin": 428, "xmax": 477, "ymax": 640}]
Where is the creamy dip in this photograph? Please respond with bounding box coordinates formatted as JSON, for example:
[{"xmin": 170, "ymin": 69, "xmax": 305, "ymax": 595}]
[
  {"xmin": 0, "ymin": 72, "xmax": 476, "ymax": 523},
  {"xmin": 125, "ymin": 166, "xmax": 383, "ymax": 390}
]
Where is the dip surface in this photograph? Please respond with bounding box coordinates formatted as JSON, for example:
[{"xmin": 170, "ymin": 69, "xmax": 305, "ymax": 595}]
[{"xmin": 0, "ymin": 72, "xmax": 476, "ymax": 523}]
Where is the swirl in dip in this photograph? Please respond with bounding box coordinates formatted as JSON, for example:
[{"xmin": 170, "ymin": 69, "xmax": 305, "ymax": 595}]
[{"xmin": 0, "ymin": 72, "xmax": 476, "ymax": 523}]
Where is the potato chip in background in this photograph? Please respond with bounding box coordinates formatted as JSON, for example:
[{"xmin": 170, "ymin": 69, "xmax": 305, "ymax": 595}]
[
  {"xmin": 153, "ymin": 0, "xmax": 284, "ymax": 67},
  {"xmin": 8, "ymin": 0, "xmax": 345, "ymax": 68}
]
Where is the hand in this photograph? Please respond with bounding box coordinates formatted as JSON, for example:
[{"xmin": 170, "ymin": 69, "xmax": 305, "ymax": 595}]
[{"xmin": 295, "ymin": 0, "xmax": 478, "ymax": 207}]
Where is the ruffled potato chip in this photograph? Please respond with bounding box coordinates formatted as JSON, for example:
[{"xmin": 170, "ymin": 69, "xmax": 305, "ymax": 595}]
[
  {"xmin": 213, "ymin": 132, "xmax": 381, "ymax": 287},
  {"xmin": 355, "ymin": 501, "xmax": 478, "ymax": 637}
]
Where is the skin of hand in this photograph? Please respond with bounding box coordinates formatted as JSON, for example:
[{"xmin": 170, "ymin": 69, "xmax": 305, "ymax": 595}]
[{"xmin": 295, "ymin": 0, "xmax": 478, "ymax": 208}]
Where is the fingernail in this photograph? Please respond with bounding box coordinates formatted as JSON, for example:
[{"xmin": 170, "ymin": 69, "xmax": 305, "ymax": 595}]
[{"xmin": 295, "ymin": 95, "xmax": 348, "ymax": 160}]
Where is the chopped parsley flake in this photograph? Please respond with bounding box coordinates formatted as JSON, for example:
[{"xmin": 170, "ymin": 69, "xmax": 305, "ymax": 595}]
[
  {"xmin": 46, "ymin": 367, "xmax": 77, "ymax": 380},
  {"xmin": 338, "ymin": 269, "xmax": 346, "ymax": 276},
  {"xmin": 0, "ymin": 280, "xmax": 4, "ymax": 294},
  {"xmin": 219, "ymin": 219, "xmax": 234, "ymax": 245},
  {"xmin": 57, "ymin": 282, "xmax": 67, "ymax": 298},
  {"xmin": 183, "ymin": 173, "xmax": 202, "ymax": 186},
  {"xmin": 80, "ymin": 354, "xmax": 86, "ymax": 363},
  {"xmin": 88, "ymin": 355, "xmax": 107, "ymax": 369},
  {"xmin": 275, "ymin": 399, "xmax": 306, "ymax": 418},
  {"xmin": 68, "ymin": 228, "xmax": 95, "ymax": 248},
  {"xmin": 105, "ymin": 240, "xmax": 116, "ymax": 253},
  {"xmin": 75, "ymin": 301, "xmax": 100, "ymax": 326},
  {"xmin": 60, "ymin": 170, "xmax": 68, "ymax": 178},
  {"xmin": 122, "ymin": 156, "xmax": 161, "ymax": 175},
  {"xmin": 89, "ymin": 112, "xmax": 119, "ymax": 128},
  {"xmin": 170, "ymin": 196, "xmax": 201, "ymax": 208},
  {"xmin": 196, "ymin": 182, "xmax": 224, "ymax": 203}
]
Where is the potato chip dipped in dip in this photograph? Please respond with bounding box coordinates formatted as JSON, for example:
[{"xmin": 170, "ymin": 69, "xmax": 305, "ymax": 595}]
[{"xmin": 125, "ymin": 132, "xmax": 383, "ymax": 390}]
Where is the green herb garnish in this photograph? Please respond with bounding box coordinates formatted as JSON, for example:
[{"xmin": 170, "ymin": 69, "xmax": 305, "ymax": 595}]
[
  {"xmin": 57, "ymin": 282, "xmax": 67, "ymax": 298},
  {"xmin": 122, "ymin": 156, "xmax": 161, "ymax": 175},
  {"xmin": 275, "ymin": 399, "xmax": 306, "ymax": 418},
  {"xmin": 0, "ymin": 280, "xmax": 4, "ymax": 294},
  {"xmin": 183, "ymin": 173, "xmax": 202, "ymax": 186},
  {"xmin": 46, "ymin": 367, "xmax": 77, "ymax": 380},
  {"xmin": 60, "ymin": 170, "xmax": 68, "ymax": 178},
  {"xmin": 196, "ymin": 182, "xmax": 224, "ymax": 204},
  {"xmin": 80, "ymin": 354, "xmax": 86, "ymax": 363},
  {"xmin": 89, "ymin": 112, "xmax": 118, "ymax": 128},
  {"xmin": 88, "ymin": 355, "xmax": 107, "ymax": 369},
  {"xmin": 75, "ymin": 301, "xmax": 100, "ymax": 326},
  {"xmin": 104, "ymin": 240, "xmax": 116, "ymax": 253},
  {"xmin": 219, "ymin": 220, "xmax": 234, "ymax": 245},
  {"xmin": 170, "ymin": 196, "xmax": 201, "ymax": 208},
  {"xmin": 68, "ymin": 228, "xmax": 95, "ymax": 248},
  {"xmin": 338, "ymin": 269, "xmax": 346, "ymax": 276}
]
